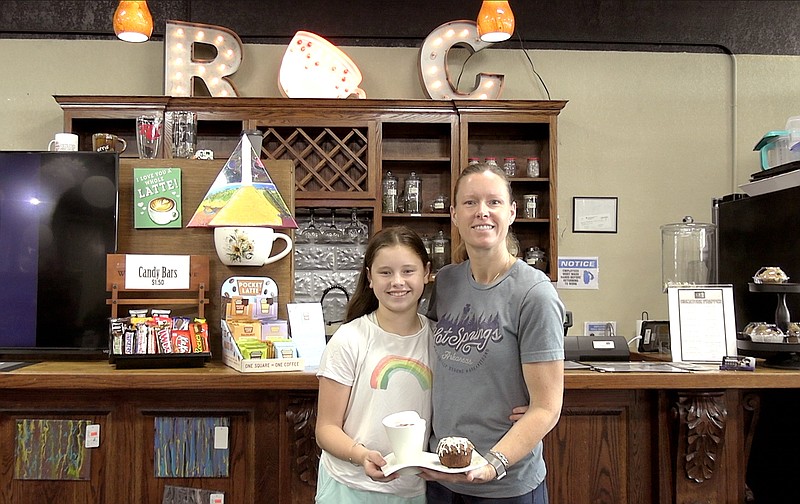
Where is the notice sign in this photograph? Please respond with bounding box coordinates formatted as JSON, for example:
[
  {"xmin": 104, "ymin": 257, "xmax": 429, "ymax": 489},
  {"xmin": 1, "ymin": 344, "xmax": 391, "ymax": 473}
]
[
  {"xmin": 557, "ymin": 257, "xmax": 599, "ymax": 290},
  {"xmin": 124, "ymin": 254, "xmax": 191, "ymax": 290}
]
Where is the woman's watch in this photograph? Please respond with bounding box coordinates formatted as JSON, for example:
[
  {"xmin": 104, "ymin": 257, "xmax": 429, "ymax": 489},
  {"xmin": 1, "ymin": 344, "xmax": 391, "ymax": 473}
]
[{"xmin": 485, "ymin": 450, "xmax": 508, "ymax": 480}]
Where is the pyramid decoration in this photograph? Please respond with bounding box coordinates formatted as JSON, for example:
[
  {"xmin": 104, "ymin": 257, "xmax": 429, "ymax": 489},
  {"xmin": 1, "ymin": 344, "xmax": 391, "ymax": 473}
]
[{"xmin": 187, "ymin": 135, "xmax": 297, "ymax": 229}]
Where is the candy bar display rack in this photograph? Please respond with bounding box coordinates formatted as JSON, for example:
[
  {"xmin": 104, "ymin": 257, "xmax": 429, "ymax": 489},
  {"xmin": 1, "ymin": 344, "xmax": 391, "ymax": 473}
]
[{"xmin": 106, "ymin": 254, "xmax": 211, "ymax": 368}]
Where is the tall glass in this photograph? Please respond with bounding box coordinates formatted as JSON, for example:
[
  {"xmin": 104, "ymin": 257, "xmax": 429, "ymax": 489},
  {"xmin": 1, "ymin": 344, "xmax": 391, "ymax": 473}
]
[
  {"xmin": 136, "ymin": 115, "xmax": 163, "ymax": 159},
  {"xmin": 172, "ymin": 111, "xmax": 197, "ymax": 159}
]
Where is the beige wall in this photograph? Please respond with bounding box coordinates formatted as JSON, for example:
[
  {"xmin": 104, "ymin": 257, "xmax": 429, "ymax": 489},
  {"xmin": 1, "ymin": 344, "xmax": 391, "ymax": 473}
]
[{"xmin": 0, "ymin": 39, "xmax": 794, "ymax": 339}]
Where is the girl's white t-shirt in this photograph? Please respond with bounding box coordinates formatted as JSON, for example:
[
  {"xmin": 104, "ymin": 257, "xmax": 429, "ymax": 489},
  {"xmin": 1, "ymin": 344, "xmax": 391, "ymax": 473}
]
[{"xmin": 317, "ymin": 312, "xmax": 434, "ymax": 498}]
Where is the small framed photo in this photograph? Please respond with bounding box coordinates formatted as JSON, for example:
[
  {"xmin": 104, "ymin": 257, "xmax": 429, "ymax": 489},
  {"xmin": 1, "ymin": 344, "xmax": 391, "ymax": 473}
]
[{"xmin": 572, "ymin": 196, "xmax": 618, "ymax": 233}]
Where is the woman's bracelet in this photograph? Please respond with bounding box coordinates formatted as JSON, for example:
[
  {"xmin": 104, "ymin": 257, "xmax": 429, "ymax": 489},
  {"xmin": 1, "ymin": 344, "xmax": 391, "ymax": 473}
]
[{"xmin": 348, "ymin": 441, "xmax": 366, "ymax": 466}]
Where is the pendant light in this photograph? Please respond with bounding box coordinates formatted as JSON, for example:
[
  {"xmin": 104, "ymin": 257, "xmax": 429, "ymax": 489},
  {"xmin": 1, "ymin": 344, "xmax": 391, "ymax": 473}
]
[
  {"xmin": 113, "ymin": 1, "xmax": 153, "ymax": 43},
  {"xmin": 476, "ymin": 1, "xmax": 515, "ymax": 43}
]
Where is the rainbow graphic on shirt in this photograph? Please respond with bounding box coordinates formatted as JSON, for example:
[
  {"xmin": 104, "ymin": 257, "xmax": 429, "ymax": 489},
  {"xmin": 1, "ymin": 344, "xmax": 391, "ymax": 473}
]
[{"xmin": 370, "ymin": 355, "xmax": 432, "ymax": 390}]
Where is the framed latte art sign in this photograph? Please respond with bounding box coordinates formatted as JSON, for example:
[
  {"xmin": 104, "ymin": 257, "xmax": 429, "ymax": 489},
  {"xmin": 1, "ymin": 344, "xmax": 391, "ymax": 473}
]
[{"xmin": 134, "ymin": 167, "xmax": 182, "ymax": 229}]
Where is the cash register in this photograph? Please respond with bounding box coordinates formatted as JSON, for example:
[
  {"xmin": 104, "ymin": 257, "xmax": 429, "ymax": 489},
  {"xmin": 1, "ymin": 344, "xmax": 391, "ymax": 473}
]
[{"xmin": 564, "ymin": 335, "xmax": 631, "ymax": 361}]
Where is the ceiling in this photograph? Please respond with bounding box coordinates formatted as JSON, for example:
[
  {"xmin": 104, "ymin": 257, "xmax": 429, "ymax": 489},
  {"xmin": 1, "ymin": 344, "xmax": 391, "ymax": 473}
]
[{"xmin": 2, "ymin": 0, "xmax": 800, "ymax": 55}]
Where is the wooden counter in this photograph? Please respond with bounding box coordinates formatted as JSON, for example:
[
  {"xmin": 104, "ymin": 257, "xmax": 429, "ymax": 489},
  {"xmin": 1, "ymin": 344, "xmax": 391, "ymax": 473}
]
[
  {"xmin": 6, "ymin": 360, "xmax": 800, "ymax": 389},
  {"xmin": 1, "ymin": 361, "xmax": 797, "ymax": 503}
]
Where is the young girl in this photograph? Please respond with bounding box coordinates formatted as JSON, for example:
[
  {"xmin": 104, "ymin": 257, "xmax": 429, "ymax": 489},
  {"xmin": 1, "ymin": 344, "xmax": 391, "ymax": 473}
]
[{"xmin": 315, "ymin": 226, "xmax": 433, "ymax": 504}]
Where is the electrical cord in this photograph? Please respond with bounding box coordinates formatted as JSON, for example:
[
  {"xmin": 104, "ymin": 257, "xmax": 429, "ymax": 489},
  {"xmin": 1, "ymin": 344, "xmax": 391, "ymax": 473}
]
[
  {"xmin": 453, "ymin": 34, "xmax": 551, "ymax": 100},
  {"xmin": 515, "ymin": 31, "xmax": 551, "ymax": 100},
  {"xmin": 455, "ymin": 50, "xmax": 477, "ymax": 91}
]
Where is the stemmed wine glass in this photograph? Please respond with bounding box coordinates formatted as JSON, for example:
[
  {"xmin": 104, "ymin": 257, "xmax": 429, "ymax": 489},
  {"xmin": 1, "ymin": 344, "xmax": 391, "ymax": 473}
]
[
  {"xmin": 320, "ymin": 209, "xmax": 344, "ymax": 243},
  {"xmin": 298, "ymin": 208, "xmax": 321, "ymax": 244},
  {"xmin": 343, "ymin": 208, "xmax": 369, "ymax": 244}
]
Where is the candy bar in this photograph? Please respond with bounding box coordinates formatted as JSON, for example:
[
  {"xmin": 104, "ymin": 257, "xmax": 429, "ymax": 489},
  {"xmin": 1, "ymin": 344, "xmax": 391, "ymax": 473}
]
[
  {"xmin": 123, "ymin": 327, "xmax": 136, "ymax": 355},
  {"xmin": 157, "ymin": 323, "xmax": 173, "ymax": 353},
  {"xmin": 135, "ymin": 323, "xmax": 149, "ymax": 354},
  {"xmin": 190, "ymin": 318, "xmax": 209, "ymax": 353},
  {"xmin": 109, "ymin": 318, "xmax": 128, "ymax": 355},
  {"xmin": 172, "ymin": 330, "xmax": 192, "ymax": 353}
]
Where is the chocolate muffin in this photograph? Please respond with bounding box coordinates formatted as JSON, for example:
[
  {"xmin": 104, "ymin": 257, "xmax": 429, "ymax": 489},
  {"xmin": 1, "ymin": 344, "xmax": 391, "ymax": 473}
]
[{"xmin": 436, "ymin": 437, "xmax": 474, "ymax": 468}]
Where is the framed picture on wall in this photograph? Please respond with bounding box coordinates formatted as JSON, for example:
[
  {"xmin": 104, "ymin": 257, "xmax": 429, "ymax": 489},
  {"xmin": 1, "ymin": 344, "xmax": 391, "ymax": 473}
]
[{"xmin": 572, "ymin": 196, "xmax": 618, "ymax": 233}]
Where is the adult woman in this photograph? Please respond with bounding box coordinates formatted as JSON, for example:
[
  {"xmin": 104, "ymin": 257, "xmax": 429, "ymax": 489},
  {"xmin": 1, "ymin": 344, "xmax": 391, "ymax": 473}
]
[{"xmin": 422, "ymin": 162, "xmax": 565, "ymax": 503}]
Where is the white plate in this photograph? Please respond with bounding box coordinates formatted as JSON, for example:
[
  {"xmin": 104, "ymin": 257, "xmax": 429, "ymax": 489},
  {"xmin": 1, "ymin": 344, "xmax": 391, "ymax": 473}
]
[{"xmin": 381, "ymin": 451, "xmax": 488, "ymax": 476}]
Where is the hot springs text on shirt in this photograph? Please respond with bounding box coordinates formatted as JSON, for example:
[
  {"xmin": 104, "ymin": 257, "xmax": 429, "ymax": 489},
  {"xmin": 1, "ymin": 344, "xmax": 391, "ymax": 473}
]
[{"xmin": 557, "ymin": 257, "xmax": 599, "ymax": 290}]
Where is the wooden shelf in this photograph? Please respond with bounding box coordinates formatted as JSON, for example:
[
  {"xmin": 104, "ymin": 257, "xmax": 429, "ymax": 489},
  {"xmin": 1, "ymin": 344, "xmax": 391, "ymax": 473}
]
[
  {"xmin": 106, "ymin": 254, "xmax": 211, "ymax": 368},
  {"xmin": 382, "ymin": 213, "xmax": 450, "ymax": 218},
  {"xmin": 105, "ymin": 254, "xmax": 210, "ymax": 320},
  {"xmin": 57, "ymin": 96, "xmax": 566, "ymax": 280}
]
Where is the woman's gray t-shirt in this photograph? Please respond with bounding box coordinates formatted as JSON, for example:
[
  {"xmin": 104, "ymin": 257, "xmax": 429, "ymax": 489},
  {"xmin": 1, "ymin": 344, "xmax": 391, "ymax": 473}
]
[{"xmin": 427, "ymin": 259, "xmax": 565, "ymax": 498}]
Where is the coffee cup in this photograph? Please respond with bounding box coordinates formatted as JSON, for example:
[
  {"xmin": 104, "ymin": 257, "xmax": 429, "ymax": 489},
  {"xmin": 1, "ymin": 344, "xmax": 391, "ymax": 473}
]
[
  {"xmin": 48, "ymin": 133, "xmax": 79, "ymax": 152},
  {"xmin": 213, "ymin": 227, "xmax": 293, "ymax": 267},
  {"xmin": 382, "ymin": 410, "xmax": 427, "ymax": 466},
  {"xmin": 147, "ymin": 197, "xmax": 179, "ymax": 225},
  {"xmin": 92, "ymin": 133, "xmax": 127, "ymax": 153}
]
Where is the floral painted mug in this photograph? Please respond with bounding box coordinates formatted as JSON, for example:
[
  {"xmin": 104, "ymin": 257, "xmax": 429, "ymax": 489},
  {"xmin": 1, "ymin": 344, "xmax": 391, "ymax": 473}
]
[{"xmin": 213, "ymin": 227, "xmax": 293, "ymax": 267}]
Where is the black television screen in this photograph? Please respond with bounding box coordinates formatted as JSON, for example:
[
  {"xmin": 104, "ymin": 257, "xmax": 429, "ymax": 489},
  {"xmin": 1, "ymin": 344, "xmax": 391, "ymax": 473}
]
[{"xmin": 0, "ymin": 152, "xmax": 118, "ymax": 355}]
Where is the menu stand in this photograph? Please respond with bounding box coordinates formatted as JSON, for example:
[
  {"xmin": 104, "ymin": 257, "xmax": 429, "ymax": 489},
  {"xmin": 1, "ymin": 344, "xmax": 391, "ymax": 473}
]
[{"xmin": 106, "ymin": 254, "xmax": 211, "ymax": 369}]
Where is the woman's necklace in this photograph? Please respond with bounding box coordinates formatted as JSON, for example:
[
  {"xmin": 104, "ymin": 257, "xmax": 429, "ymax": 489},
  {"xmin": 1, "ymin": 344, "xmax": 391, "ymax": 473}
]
[{"xmin": 477, "ymin": 253, "xmax": 514, "ymax": 284}]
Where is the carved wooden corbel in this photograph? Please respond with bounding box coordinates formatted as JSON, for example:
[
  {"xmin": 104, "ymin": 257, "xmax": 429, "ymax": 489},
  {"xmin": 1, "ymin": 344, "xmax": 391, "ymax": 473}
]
[
  {"xmin": 286, "ymin": 396, "xmax": 321, "ymax": 488},
  {"xmin": 674, "ymin": 391, "xmax": 728, "ymax": 483}
]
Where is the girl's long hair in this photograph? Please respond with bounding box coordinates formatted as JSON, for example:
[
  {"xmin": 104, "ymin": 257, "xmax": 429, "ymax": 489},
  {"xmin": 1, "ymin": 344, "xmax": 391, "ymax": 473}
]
[
  {"xmin": 452, "ymin": 162, "xmax": 519, "ymax": 262},
  {"xmin": 344, "ymin": 225, "xmax": 430, "ymax": 323}
]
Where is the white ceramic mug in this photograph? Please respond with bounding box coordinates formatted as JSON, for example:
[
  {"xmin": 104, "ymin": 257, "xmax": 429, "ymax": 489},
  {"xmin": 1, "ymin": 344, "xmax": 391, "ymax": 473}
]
[
  {"xmin": 147, "ymin": 197, "xmax": 179, "ymax": 225},
  {"xmin": 214, "ymin": 227, "xmax": 293, "ymax": 267},
  {"xmin": 382, "ymin": 411, "xmax": 427, "ymax": 466},
  {"xmin": 48, "ymin": 133, "xmax": 79, "ymax": 152}
]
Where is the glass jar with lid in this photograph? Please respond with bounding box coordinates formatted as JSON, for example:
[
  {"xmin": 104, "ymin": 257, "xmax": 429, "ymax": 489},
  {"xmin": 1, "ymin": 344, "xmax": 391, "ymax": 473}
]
[
  {"xmin": 421, "ymin": 234, "xmax": 432, "ymax": 256},
  {"xmin": 503, "ymin": 157, "xmax": 517, "ymax": 177},
  {"xmin": 485, "ymin": 157, "xmax": 498, "ymax": 167},
  {"xmin": 468, "ymin": 157, "xmax": 480, "ymax": 165},
  {"xmin": 660, "ymin": 216, "xmax": 716, "ymax": 292},
  {"xmin": 382, "ymin": 171, "xmax": 399, "ymax": 213},
  {"xmin": 526, "ymin": 157, "xmax": 540, "ymax": 178},
  {"xmin": 523, "ymin": 194, "xmax": 538, "ymax": 219},
  {"xmin": 404, "ymin": 171, "xmax": 422, "ymax": 214},
  {"xmin": 431, "ymin": 230, "xmax": 451, "ymax": 272},
  {"xmin": 431, "ymin": 194, "xmax": 449, "ymax": 213},
  {"xmin": 525, "ymin": 246, "xmax": 547, "ymax": 271}
]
